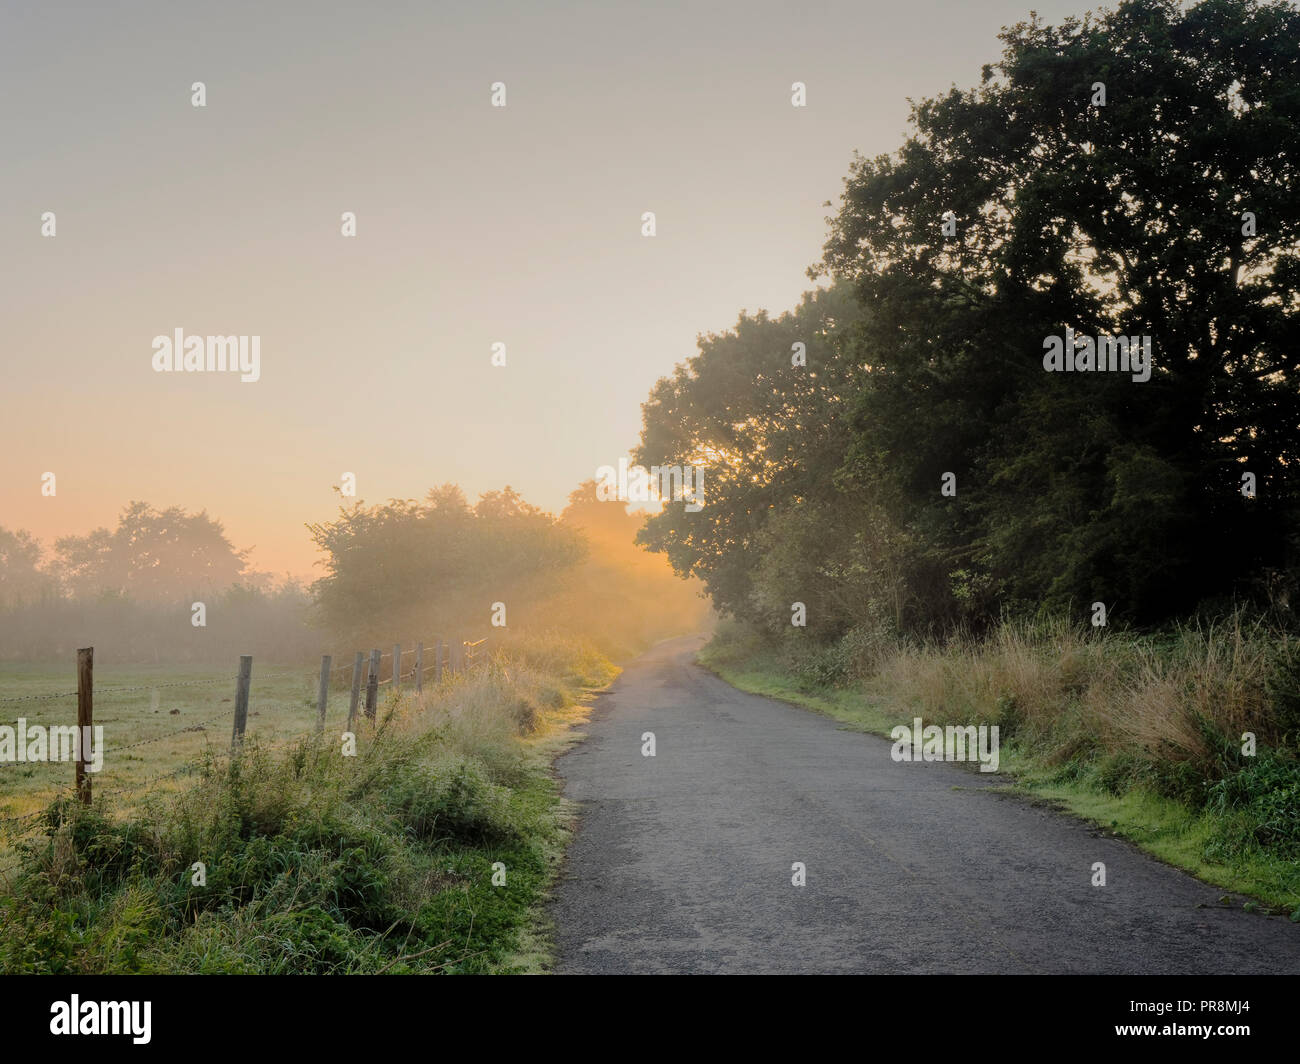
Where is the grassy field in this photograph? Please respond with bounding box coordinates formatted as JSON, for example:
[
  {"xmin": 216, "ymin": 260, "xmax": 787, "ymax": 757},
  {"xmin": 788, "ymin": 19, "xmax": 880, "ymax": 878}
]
[{"xmin": 0, "ymin": 661, "xmax": 356, "ymax": 825}]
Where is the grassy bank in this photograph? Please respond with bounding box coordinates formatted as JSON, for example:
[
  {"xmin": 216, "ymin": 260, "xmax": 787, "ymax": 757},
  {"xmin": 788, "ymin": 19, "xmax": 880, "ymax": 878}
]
[
  {"xmin": 0, "ymin": 634, "xmax": 616, "ymax": 973},
  {"xmin": 700, "ymin": 616, "xmax": 1300, "ymax": 916}
]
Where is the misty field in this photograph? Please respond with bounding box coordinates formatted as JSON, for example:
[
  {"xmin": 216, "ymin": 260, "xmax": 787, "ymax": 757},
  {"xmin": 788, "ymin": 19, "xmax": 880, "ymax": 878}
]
[{"xmin": 0, "ymin": 661, "xmax": 349, "ymax": 824}]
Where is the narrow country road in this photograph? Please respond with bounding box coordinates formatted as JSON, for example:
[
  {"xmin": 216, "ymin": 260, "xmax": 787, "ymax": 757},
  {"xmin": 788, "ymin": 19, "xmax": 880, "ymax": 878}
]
[{"xmin": 550, "ymin": 636, "xmax": 1300, "ymax": 974}]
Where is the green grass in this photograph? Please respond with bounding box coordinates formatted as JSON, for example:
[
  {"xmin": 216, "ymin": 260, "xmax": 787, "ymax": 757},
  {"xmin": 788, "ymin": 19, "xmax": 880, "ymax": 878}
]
[
  {"xmin": 0, "ymin": 661, "xmax": 344, "ymax": 822},
  {"xmin": 0, "ymin": 635, "xmax": 617, "ymax": 974},
  {"xmin": 699, "ymin": 636, "xmax": 1300, "ymax": 916},
  {"xmin": 1015, "ymin": 775, "xmax": 1300, "ymax": 913}
]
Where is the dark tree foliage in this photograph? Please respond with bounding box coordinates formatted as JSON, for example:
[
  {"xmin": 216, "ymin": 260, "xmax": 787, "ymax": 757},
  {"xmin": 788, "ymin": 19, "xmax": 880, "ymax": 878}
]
[
  {"xmin": 635, "ymin": 285, "xmax": 925, "ymax": 637},
  {"xmin": 640, "ymin": 0, "xmax": 1300, "ymax": 635},
  {"xmin": 818, "ymin": 0, "xmax": 1300, "ymax": 624}
]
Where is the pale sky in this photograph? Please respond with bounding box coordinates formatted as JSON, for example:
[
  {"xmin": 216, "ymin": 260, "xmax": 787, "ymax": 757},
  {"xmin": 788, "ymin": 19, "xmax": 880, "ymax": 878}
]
[{"xmin": 1, "ymin": 0, "xmax": 1088, "ymax": 579}]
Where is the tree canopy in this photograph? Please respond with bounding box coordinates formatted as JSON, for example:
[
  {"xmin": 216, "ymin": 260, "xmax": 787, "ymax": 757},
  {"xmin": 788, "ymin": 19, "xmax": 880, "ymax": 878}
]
[
  {"xmin": 307, "ymin": 485, "xmax": 587, "ymax": 645},
  {"xmin": 638, "ymin": 0, "xmax": 1300, "ymax": 636},
  {"xmin": 51, "ymin": 502, "xmax": 250, "ymax": 602}
]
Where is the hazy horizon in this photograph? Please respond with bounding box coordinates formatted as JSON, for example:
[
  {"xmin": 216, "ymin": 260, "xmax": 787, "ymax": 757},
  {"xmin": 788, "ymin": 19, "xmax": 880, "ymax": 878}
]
[{"xmin": 2, "ymin": 0, "xmax": 1088, "ymax": 579}]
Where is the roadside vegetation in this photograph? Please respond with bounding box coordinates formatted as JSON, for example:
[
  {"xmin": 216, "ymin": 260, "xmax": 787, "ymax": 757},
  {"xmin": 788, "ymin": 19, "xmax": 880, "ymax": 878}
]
[
  {"xmin": 0, "ymin": 633, "xmax": 616, "ymax": 974},
  {"xmin": 701, "ymin": 614, "xmax": 1300, "ymax": 914},
  {"xmin": 0, "ymin": 477, "xmax": 709, "ymax": 973}
]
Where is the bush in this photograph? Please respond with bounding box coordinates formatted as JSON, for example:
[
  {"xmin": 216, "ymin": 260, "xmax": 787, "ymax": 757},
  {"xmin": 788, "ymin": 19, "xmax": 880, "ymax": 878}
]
[
  {"xmin": 1264, "ymin": 639, "xmax": 1300, "ymax": 742},
  {"xmin": 380, "ymin": 754, "xmax": 516, "ymax": 846},
  {"xmin": 1205, "ymin": 751, "xmax": 1300, "ymax": 861},
  {"xmin": 788, "ymin": 638, "xmax": 851, "ymax": 689},
  {"xmin": 263, "ymin": 906, "xmax": 357, "ymax": 974}
]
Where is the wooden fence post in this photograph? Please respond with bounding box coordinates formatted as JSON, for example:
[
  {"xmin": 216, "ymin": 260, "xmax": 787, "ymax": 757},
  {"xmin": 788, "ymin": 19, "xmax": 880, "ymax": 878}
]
[
  {"xmin": 392, "ymin": 643, "xmax": 402, "ymax": 691},
  {"xmin": 365, "ymin": 648, "xmax": 380, "ymax": 719},
  {"xmin": 415, "ymin": 642, "xmax": 424, "ymax": 695},
  {"xmin": 230, "ymin": 654, "xmax": 252, "ymax": 751},
  {"xmin": 76, "ymin": 647, "xmax": 93, "ymax": 805},
  {"xmin": 435, "ymin": 640, "xmax": 444, "ymax": 683},
  {"xmin": 347, "ymin": 650, "xmax": 363, "ymax": 731},
  {"xmin": 316, "ymin": 655, "xmax": 331, "ymax": 732}
]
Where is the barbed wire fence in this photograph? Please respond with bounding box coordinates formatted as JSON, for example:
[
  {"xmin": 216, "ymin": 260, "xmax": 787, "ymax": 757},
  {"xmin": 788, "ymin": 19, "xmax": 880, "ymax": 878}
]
[{"xmin": 0, "ymin": 632, "xmax": 491, "ymax": 845}]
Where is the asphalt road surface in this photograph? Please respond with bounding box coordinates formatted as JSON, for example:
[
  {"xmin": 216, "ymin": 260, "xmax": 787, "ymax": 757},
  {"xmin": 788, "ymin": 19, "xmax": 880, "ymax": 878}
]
[{"xmin": 550, "ymin": 636, "xmax": 1300, "ymax": 974}]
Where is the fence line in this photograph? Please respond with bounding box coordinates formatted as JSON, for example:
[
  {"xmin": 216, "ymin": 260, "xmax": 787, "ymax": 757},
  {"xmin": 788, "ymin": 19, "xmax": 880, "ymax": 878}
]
[
  {"xmin": 0, "ymin": 689, "xmax": 80, "ymax": 705},
  {"xmin": 322, "ymin": 631, "xmax": 464, "ymax": 681},
  {"xmin": 104, "ymin": 713, "xmax": 229, "ymax": 756},
  {"xmin": 1, "ymin": 634, "xmax": 479, "ymax": 717},
  {"xmin": 0, "ymin": 674, "xmax": 238, "ymax": 705},
  {"xmin": 0, "ymin": 631, "xmax": 491, "ymax": 843}
]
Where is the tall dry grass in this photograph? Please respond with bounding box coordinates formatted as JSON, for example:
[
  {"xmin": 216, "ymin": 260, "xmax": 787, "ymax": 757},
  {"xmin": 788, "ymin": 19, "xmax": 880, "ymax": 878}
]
[{"xmin": 867, "ymin": 613, "xmax": 1283, "ymax": 767}]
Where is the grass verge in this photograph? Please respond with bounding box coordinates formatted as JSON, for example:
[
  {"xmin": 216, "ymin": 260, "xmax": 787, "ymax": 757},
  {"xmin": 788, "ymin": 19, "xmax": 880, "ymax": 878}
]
[{"xmin": 699, "ymin": 623, "xmax": 1300, "ymax": 917}]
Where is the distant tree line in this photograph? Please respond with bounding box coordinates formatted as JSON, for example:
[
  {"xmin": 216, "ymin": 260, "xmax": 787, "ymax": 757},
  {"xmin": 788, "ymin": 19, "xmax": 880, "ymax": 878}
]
[
  {"xmin": 308, "ymin": 483, "xmax": 709, "ymax": 657},
  {"xmin": 0, "ymin": 503, "xmax": 315, "ymax": 663},
  {"xmin": 0, "ymin": 484, "xmax": 709, "ymax": 664}
]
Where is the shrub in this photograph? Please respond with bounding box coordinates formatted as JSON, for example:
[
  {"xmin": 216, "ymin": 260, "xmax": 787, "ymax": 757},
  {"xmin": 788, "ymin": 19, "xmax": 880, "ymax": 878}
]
[{"xmin": 1205, "ymin": 751, "xmax": 1300, "ymax": 861}]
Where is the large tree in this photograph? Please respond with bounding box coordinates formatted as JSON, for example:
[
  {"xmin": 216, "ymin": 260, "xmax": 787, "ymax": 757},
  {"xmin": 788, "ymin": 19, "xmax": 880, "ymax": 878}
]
[
  {"xmin": 635, "ymin": 284, "xmax": 926, "ymax": 636},
  {"xmin": 51, "ymin": 502, "xmax": 249, "ymax": 601},
  {"xmin": 307, "ymin": 486, "xmax": 585, "ymax": 644},
  {"xmin": 0, "ymin": 527, "xmax": 51, "ymax": 609},
  {"xmin": 817, "ymin": 0, "xmax": 1300, "ymax": 622}
]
